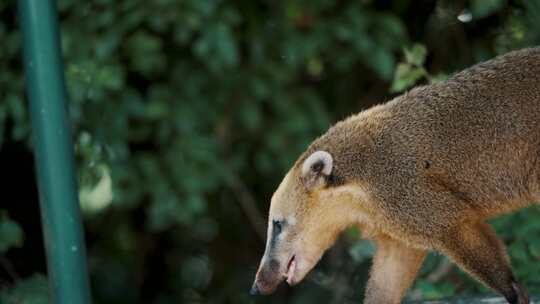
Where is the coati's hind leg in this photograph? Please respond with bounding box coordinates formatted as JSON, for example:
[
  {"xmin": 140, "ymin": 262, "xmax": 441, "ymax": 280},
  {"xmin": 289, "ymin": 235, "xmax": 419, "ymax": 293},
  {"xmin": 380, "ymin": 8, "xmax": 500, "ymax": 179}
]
[
  {"xmin": 437, "ymin": 222, "xmax": 529, "ymax": 304},
  {"xmin": 364, "ymin": 236, "xmax": 426, "ymax": 304}
]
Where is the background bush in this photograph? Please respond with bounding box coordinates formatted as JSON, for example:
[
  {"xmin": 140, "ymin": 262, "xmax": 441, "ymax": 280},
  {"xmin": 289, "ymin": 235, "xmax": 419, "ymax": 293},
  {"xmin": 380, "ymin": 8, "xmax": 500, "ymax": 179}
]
[{"xmin": 1, "ymin": 0, "xmax": 539, "ymax": 303}]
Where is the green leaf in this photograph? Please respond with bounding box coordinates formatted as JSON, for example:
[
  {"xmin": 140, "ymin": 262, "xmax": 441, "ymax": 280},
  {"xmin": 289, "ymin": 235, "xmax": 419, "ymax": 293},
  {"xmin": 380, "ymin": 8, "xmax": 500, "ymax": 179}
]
[
  {"xmin": 0, "ymin": 212, "xmax": 24, "ymax": 253},
  {"xmin": 193, "ymin": 23, "xmax": 239, "ymax": 71},
  {"xmin": 390, "ymin": 63, "xmax": 426, "ymax": 93},
  {"xmin": 528, "ymin": 237, "xmax": 540, "ymax": 257},
  {"xmin": 509, "ymin": 241, "xmax": 529, "ymax": 262},
  {"xmin": 404, "ymin": 43, "xmax": 427, "ymax": 67},
  {"xmin": 368, "ymin": 48, "xmax": 395, "ymax": 80},
  {"xmin": 470, "ymin": 0, "xmax": 505, "ymax": 19},
  {"xmin": 348, "ymin": 239, "xmax": 374, "ymax": 263},
  {"xmin": 414, "ymin": 280, "xmax": 455, "ymax": 300}
]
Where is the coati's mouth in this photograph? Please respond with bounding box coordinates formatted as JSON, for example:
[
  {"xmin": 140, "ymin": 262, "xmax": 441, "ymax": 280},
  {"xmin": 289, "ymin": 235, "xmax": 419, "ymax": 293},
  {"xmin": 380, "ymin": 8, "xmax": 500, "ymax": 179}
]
[{"xmin": 285, "ymin": 254, "xmax": 297, "ymax": 285}]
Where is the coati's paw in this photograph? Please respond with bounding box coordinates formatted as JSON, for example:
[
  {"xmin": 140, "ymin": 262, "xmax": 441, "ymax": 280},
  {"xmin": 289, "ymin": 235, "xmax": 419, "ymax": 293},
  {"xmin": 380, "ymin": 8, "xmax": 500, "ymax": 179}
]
[{"xmin": 505, "ymin": 282, "xmax": 529, "ymax": 304}]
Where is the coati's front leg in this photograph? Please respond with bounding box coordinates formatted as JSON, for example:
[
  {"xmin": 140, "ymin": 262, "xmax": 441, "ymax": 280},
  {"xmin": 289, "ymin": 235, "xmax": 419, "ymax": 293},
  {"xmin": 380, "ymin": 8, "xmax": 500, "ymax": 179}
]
[
  {"xmin": 364, "ymin": 236, "xmax": 426, "ymax": 304},
  {"xmin": 438, "ymin": 222, "xmax": 529, "ymax": 304}
]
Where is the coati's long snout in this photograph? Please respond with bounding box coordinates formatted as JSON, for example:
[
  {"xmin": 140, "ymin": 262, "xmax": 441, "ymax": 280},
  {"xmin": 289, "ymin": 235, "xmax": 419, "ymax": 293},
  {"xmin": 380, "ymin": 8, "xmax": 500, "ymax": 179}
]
[
  {"xmin": 252, "ymin": 47, "xmax": 540, "ymax": 304},
  {"xmin": 250, "ymin": 257, "xmax": 288, "ymax": 295}
]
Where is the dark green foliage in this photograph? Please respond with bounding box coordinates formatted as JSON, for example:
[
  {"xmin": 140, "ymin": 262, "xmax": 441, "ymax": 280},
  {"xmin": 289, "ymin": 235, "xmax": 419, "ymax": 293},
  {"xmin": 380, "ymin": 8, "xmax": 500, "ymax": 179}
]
[
  {"xmin": 1, "ymin": 0, "xmax": 540, "ymax": 303},
  {"xmin": 0, "ymin": 274, "xmax": 48, "ymax": 304}
]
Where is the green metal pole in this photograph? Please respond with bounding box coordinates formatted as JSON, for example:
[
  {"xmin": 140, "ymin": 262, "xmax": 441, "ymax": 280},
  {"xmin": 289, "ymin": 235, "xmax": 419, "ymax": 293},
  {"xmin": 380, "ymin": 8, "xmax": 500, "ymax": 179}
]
[{"xmin": 18, "ymin": 0, "xmax": 92, "ymax": 303}]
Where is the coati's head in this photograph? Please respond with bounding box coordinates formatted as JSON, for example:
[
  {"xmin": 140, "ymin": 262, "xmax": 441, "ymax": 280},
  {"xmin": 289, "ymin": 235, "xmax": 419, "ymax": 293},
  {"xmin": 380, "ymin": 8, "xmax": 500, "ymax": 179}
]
[{"xmin": 251, "ymin": 150, "xmax": 369, "ymax": 295}]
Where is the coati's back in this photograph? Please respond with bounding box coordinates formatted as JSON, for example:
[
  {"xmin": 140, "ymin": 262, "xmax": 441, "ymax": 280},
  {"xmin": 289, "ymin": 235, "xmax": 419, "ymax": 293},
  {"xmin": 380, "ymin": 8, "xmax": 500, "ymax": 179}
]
[{"xmin": 309, "ymin": 47, "xmax": 540, "ymax": 230}]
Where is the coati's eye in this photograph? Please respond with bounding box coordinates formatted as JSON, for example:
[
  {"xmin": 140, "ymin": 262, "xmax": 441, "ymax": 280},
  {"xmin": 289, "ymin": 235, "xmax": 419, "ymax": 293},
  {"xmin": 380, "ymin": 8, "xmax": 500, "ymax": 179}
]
[{"xmin": 272, "ymin": 220, "xmax": 283, "ymax": 235}]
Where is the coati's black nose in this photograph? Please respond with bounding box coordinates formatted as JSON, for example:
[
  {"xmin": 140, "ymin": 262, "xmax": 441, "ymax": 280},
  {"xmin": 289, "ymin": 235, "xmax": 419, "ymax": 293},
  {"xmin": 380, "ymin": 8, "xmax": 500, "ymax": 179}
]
[{"xmin": 250, "ymin": 283, "xmax": 260, "ymax": 295}]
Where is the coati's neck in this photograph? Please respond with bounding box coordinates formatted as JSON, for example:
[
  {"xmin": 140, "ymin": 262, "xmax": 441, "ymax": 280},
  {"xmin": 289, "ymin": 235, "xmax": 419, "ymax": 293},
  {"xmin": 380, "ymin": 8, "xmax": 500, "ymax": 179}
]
[{"xmin": 301, "ymin": 107, "xmax": 390, "ymax": 186}]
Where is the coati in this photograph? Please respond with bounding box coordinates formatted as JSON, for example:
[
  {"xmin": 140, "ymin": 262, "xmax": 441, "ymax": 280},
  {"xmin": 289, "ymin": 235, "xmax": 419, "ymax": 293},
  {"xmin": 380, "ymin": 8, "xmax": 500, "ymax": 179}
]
[{"xmin": 251, "ymin": 47, "xmax": 540, "ymax": 304}]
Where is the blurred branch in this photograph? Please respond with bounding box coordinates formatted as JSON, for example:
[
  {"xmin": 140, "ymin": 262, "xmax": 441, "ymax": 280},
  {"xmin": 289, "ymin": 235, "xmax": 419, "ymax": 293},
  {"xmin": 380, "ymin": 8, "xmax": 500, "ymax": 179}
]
[
  {"xmin": 427, "ymin": 258, "xmax": 454, "ymax": 283},
  {"xmin": 224, "ymin": 172, "xmax": 266, "ymax": 242},
  {"xmin": 0, "ymin": 255, "xmax": 20, "ymax": 282},
  {"xmin": 217, "ymin": 111, "xmax": 267, "ymax": 242}
]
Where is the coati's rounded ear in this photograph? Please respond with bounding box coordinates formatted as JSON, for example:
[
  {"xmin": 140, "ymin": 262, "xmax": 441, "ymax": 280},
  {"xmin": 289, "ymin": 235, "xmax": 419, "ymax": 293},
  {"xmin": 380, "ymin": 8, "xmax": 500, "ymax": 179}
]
[{"xmin": 301, "ymin": 150, "xmax": 333, "ymax": 188}]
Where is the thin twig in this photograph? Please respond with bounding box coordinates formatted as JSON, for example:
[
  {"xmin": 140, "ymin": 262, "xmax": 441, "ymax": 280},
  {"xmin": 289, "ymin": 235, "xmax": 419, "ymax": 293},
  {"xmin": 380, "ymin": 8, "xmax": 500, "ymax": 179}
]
[
  {"xmin": 0, "ymin": 255, "xmax": 20, "ymax": 282},
  {"xmin": 224, "ymin": 172, "xmax": 267, "ymax": 242},
  {"xmin": 427, "ymin": 258, "xmax": 453, "ymax": 283}
]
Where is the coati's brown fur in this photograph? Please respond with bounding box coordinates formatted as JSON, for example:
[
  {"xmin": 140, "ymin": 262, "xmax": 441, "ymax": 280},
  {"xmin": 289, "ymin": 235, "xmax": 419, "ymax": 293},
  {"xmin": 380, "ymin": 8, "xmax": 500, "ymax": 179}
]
[{"xmin": 251, "ymin": 48, "xmax": 540, "ymax": 304}]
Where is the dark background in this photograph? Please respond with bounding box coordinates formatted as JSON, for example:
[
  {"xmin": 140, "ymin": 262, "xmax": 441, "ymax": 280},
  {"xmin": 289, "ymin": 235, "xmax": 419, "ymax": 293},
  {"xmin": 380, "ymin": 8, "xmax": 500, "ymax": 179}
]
[{"xmin": 1, "ymin": 0, "xmax": 540, "ymax": 303}]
